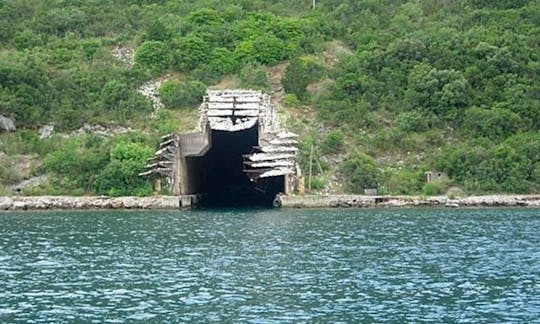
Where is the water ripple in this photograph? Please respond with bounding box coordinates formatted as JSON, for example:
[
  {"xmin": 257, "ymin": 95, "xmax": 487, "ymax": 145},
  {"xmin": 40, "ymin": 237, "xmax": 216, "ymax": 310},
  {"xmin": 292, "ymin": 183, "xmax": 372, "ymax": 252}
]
[{"xmin": 0, "ymin": 208, "xmax": 539, "ymax": 322}]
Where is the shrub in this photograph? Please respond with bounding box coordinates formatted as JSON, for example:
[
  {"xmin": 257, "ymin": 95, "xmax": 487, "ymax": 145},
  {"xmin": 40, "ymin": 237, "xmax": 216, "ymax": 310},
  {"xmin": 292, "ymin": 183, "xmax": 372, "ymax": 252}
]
[
  {"xmin": 320, "ymin": 130, "xmax": 345, "ymax": 155},
  {"xmin": 234, "ymin": 35, "xmax": 286, "ymax": 65},
  {"xmin": 159, "ymin": 80, "xmax": 206, "ymax": 109},
  {"xmin": 135, "ymin": 41, "xmax": 171, "ymax": 74},
  {"xmin": 192, "ymin": 47, "xmax": 238, "ymax": 83},
  {"xmin": 309, "ymin": 177, "xmax": 325, "ymax": 191},
  {"xmin": 95, "ymin": 141, "xmax": 153, "ymax": 196},
  {"xmin": 171, "ymin": 34, "xmax": 212, "ymax": 71},
  {"xmin": 13, "ymin": 29, "xmax": 42, "ymax": 50},
  {"xmin": 282, "ymin": 57, "xmax": 324, "ymax": 100},
  {"xmin": 394, "ymin": 111, "xmax": 430, "ymax": 132},
  {"xmin": 341, "ymin": 151, "xmax": 380, "ymax": 193},
  {"xmin": 151, "ymin": 109, "xmax": 181, "ymax": 135},
  {"xmin": 382, "ymin": 168, "xmax": 424, "ymax": 195},
  {"xmin": 422, "ymin": 180, "xmax": 449, "ymax": 196},
  {"xmin": 239, "ymin": 63, "xmax": 269, "ymax": 90},
  {"xmin": 464, "ymin": 106, "xmax": 524, "ymax": 140},
  {"xmin": 406, "ymin": 64, "xmax": 470, "ymax": 122},
  {"xmin": 43, "ymin": 137, "xmax": 109, "ymax": 192},
  {"xmin": 101, "ymin": 80, "xmax": 130, "ymax": 109},
  {"xmin": 282, "ymin": 94, "xmax": 301, "ymax": 107}
]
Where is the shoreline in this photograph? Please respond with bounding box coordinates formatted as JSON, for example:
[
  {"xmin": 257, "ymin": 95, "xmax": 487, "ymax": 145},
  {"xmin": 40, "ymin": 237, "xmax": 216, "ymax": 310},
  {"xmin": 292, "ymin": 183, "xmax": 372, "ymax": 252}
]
[
  {"xmin": 0, "ymin": 194, "xmax": 539, "ymax": 210},
  {"xmin": 279, "ymin": 194, "xmax": 540, "ymax": 208}
]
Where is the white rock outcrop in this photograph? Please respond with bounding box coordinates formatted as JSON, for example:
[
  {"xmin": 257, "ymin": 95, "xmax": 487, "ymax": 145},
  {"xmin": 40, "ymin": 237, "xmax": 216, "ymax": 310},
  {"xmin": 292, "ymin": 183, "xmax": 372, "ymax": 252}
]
[{"xmin": 0, "ymin": 115, "xmax": 16, "ymax": 132}]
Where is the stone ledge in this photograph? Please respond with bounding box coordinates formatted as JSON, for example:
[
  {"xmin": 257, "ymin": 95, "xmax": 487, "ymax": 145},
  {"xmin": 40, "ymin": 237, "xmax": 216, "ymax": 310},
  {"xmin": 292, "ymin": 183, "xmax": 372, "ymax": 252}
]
[
  {"xmin": 280, "ymin": 195, "xmax": 540, "ymax": 208},
  {"xmin": 0, "ymin": 196, "xmax": 186, "ymax": 210}
]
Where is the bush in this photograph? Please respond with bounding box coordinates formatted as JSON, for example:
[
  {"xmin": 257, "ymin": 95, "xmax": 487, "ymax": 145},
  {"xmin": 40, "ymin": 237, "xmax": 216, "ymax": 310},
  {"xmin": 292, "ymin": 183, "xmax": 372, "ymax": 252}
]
[
  {"xmin": 150, "ymin": 109, "xmax": 181, "ymax": 135},
  {"xmin": 95, "ymin": 141, "xmax": 153, "ymax": 196},
  {"xmin": 234, "ymin": 35, "xmax": 286, "ymax": 65},
  {"xmin": 464, "ymin": 106, "xmax": 524, "ymax": 140},
  {"xmin": 406, "ymin": 64, "xmax": 470, "ymax": 122},
  {"xmin": 382, "ymin": 168, "xmax": 424, "ymax": 195},
  {"xmin": 320, "ymin": 130, "xmax": 345, "ymax": 155},
  {"xmin": 282, "ymin": 94, "xmax": 301, "ymax": 107},
  {"xmin": 43, "ymin": 134, "xmax": 155, "ymax": 195},
  {"xmin": 341, "ymin": 151, "xmax": 380, "ymax": 193},
  {"xmin": 171, "ymin": 34, "xmax": 212, "ymax": 71},
  {"xmin": 309, "ymin": 177, "xmax": 325, "ymax": 191},
  {"xmin": 159, "ymin": 80, "xmax": 206, "ymax": 109},
  {"xmin": 422, "ymin": 181, "xmax": 449, "ymax": 196},
  {"xmin": 239, "ymin": 63, "xmax": 269, "ymax": 90},
  {"xmin": 43, "ymin": 136, "xmax": 109, "ymax": 192},
  {"xmin": 282, "ymin": 57, "xmax": 324, "ymax": 100},
  {"xmin": 394, "ymin": 111, "xmax": 430, "ymax": 132},
  {"xmin": 135, "ymin": 41, "xmax": 171, "ymax": 74},
  {"xmin": 101, "ymin": 80, "xmax": 130, "ymax": 109},
  {"xmin": 437, "ymin": 133, "xmax": 540, "ymax": 193},
  {"xmin": 192, "ymin": 47, "xmax": 238, "ymax": 83}
]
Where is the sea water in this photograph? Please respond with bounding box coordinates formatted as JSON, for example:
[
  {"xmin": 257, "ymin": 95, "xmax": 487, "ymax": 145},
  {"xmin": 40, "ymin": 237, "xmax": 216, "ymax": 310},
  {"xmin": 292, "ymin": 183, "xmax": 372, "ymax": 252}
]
[{"xmin": 1, "ymin": 208, "xmax": 539, "ymax": 322}]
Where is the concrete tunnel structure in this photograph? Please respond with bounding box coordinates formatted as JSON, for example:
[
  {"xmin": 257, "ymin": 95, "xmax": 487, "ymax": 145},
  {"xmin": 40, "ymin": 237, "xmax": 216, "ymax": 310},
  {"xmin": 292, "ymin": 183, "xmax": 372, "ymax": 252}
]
[{"xmin": 140, "ymin": 90, "xmax": 303, "ymax": 207}]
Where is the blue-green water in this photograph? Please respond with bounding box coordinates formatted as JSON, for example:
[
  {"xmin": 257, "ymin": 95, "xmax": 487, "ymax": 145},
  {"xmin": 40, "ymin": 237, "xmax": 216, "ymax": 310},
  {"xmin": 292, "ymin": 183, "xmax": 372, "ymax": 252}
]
[{"xmin": 1, "ymin": 208, "xmax": 539, "ymax": 322}]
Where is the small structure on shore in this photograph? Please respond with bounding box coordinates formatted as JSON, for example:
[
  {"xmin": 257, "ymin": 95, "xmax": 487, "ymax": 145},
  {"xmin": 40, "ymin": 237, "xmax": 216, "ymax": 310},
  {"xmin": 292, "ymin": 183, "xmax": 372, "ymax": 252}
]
[
  {"xmin": 425, "ymin": 171, "xmax": 448, "ymax": 183},
  {"xmin": 140, "ymin": 89, "xmax": 302, "ymax": 206}
]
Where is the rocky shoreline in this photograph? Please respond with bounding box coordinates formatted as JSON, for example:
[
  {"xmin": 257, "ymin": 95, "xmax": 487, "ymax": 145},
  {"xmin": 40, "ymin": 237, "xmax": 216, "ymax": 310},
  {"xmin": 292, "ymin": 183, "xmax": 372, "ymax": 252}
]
[
  {"xmin": 280, "ymin": 194, "xmax": 540, "ymax": 208},
  {"xmin": 0, "ymin": 194, "xmax": 539, "ymax": 211},
  {"xmin": 0, "ymin": 196, "xmax": 193, "ymax": 210}
]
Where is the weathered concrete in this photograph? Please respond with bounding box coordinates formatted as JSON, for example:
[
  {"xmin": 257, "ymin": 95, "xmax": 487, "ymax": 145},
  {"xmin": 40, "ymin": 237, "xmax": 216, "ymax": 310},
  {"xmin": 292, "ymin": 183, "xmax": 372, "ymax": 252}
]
[{"xmin": 280, "ymin": 195, "xmax": 540, "ymax": 208}]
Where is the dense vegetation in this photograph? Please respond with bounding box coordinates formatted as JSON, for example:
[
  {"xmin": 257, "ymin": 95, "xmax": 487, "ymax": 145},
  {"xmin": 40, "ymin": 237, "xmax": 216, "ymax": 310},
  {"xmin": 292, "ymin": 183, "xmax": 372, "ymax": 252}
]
[{"xmin": 0, "ymin": 0, "xmax": 538, "ymax": 196}]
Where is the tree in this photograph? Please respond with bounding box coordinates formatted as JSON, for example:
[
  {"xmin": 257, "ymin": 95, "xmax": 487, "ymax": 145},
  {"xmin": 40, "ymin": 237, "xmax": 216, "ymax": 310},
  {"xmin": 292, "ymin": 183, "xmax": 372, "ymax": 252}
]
[
  {"xmin": 464, "ymin": 106, "xmax": 524, "ymax": 140},
  {"xmin": 406, "ymin": 64, "xmax": 470, "ymax": 122}
]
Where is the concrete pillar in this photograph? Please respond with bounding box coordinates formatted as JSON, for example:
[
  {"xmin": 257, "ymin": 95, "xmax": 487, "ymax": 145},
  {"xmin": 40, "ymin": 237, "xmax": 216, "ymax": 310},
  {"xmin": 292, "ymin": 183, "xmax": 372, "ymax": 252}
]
[
  {"xmin": 298, "ymin": 176, "xmax": 305, "ymax": 196},
  {"xmin": 153, "ymin": 178, "xmax": 161, "ymax": 194}
]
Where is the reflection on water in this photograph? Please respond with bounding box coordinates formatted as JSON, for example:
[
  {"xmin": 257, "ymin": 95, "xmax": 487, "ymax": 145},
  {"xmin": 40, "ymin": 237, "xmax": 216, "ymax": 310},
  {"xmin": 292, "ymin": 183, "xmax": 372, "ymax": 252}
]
[{"xmin": 1, "ymin": 208, "xmax": 539, "ymax": 322}]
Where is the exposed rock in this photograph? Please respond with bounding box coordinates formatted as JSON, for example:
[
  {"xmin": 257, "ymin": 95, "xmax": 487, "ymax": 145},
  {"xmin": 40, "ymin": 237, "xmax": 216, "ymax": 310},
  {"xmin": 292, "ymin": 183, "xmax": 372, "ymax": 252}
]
[
  {"xmin": 0, "ymin": 115, "xmax": 16, "ymax": 132},
  {"xmin": 280, "ymin": 195, "xmax": 540, "ymax": 208},
  {"xmin": 112, "ymin": 46, "xmax": 135, "ymax": 68},
  {"xmin": 74, "ymin": 124, "xmax": 134, "ymax": 137},
  {"xmin": 119, "ymin": 197, "xmax": 139, "ymax": 209},
  {"xmin": 0, "ymin": 197, "xmax": 13, "ymax": 210},
  {"xmin": 6, "ymin": 154, "xmax": 41, "ymax": 182},
  {"xmin": 1, "ymin": 195, "xmax": 539, "ymax": 210},
  {"xmin": 12, "ymin": 175, "xmax": 49, "ymax": 193},
  {"xmin": 1, "ymin": 196, "xmax": 190, "ymax": 210},
  {"xmin": 39, "ymin": 124, "xmax": 55, "ymax": 139},
  {"xmin": 138, "ymin": 79, "xmax": 164, "ymax": 118}
]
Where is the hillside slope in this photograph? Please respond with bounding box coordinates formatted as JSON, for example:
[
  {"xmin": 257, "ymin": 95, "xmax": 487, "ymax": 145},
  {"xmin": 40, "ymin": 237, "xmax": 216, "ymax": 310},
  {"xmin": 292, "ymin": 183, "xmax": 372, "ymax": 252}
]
[{"xmin": 0, "ymin": 0, "xmax": 538, "ymax": 196}]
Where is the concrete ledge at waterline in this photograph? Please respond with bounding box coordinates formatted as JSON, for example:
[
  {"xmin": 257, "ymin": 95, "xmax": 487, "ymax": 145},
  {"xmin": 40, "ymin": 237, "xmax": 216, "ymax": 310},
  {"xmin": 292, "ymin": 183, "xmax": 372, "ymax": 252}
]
[
  {"xmin": 280, "ymin": 195, "xmax": 540, "ymax": 208},
  {"xmin": 0, "ymin": 196, "xmax": 189, "ymax": 211}
]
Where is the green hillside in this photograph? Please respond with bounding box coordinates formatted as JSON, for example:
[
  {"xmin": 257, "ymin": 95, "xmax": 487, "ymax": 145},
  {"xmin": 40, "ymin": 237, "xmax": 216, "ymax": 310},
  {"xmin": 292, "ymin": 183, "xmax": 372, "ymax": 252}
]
[{"xmin": 0, "ymin": 0, "xmax": 538, "ymax": 196}]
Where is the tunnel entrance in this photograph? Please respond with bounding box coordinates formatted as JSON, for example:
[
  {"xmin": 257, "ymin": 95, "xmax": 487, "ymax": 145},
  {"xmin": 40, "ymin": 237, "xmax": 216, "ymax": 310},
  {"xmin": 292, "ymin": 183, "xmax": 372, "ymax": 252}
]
[
  {"xmin": 140, "ymin": 90, "xmax": 300, "ymax": 207},
  {"xmin": 199, "ymin": 125, "xmax": 284, "ymax": 207}
]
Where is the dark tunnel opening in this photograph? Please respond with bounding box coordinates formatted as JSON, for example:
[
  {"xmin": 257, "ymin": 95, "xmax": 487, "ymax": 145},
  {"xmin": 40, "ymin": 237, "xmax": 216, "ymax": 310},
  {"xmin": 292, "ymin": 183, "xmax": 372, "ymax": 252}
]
[{"xmin": 198, "ymin": 125, "xmax": 284, "ymax": 207}]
